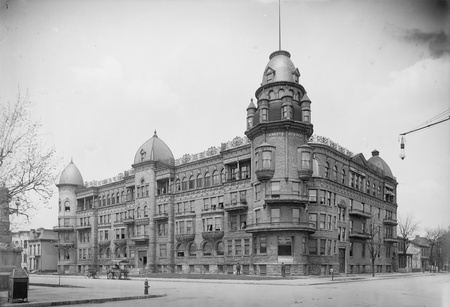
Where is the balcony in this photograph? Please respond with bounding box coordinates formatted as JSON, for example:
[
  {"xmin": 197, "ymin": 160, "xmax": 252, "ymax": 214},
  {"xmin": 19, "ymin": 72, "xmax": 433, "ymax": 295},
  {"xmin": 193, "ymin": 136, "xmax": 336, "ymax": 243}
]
[
  {"xmin": 255, "ymin": 169, "xmax": 275, "ymax": 181},
  {"xmin": 348, "ymin": 230, "xmax": 371, "ymax": 240},
  {"xmin": 53, "ymin": 225, "xmax": 74, "ymax": 232},
  {"xmin": 264, "ymin": 192, "xmax": 308, "ymax": 206},
  {"xmin": 53, "ymin": 242, "xmax": 74, "ymax": 249},
  {"xmin": 224, "ymin": 201, "xmax": 248, "ymax": 212},
  {"xmin": 298, "ymin": 168, "xmax": 313, "ymax": 181},
  {"xmin": 130, "ymin": 235, "xmax": 149, "ymax": 242},
  {"xmin": 201, "ymin": 231, "xmax": 224, "ymax": 241},
  {"xmin": 175, "ymin": 233, "xmax": 196, "ymax": 243},
  {"xmin": 175, "ymin": 211, "xmax": 196, "ymax": 218},
  {"xmin": 154, "ymin": 212, "xmax": 169, "ymax": 220},
  {"xmin": 348, "ymin": 208, "xmax": 372, "ymax": 219},
  {"xmin": 75, "ymin": 224, "xmax": 91, "ymax": 230},
  {"xmin": 384, "ymin": 236, "xmax": 398, "ymax": 243},
  {"xmin": 113, "ymin": 239, "xmax": 127, "ymax": 247},
  {"xmin": 383, "ymin": 217, "xmax": 398, "ymax": 226},
  {"xmin": 123, "ymin": 217, "xmax": 135, "ymax": 225},
  {"xmin": 98, "ymin": 240, "xmax": 111, "ymax": 248},
  {"xmin": 98, "ymin": 222, "xmax": 112, "ymax": 229},
  {"xmin": 201, "ymin": 207, "xmax": 225, "ymax": 216},
  {"xmin": 135, "ymin": 218, "xmax": 150, "ymax": 226},
  {"xmin": 245, "ymin": 221, "xmax": 316, "ymax": 233}
]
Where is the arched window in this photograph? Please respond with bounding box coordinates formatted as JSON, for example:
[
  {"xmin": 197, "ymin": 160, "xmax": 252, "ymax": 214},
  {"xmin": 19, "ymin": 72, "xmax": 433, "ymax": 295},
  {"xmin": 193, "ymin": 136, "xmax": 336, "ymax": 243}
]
[
  {"xmin": 111, "ymin": 192, "xmax": 115, "ymax": 205},
  {"xmin": 196, "ymin": 174, "xmax": 203, "ymax": 188},
  {"xmin": 324, "ymin": 162, "xmax": 330, "ymax": 178},
  {"xmin": 107, "ymin": 194, "xmax": 110, "ymax": 206},
  {"xmin": 136, "ymin": 207, "xmax": 141, "ymax": 218},
  {"xmin": 64, "ymin": 200, "xmax": 70, "ymax": 212},
  {"xmin": 143, "ymin": 205, "xmax": 148, "ymax": 217},
  {"xmin": 203, "ymin": 242, "xmax": 212, "ymax": 256},
  {"xmin": 188, "ymin": 243, "xmax": 197, "ymax": 257},
  {"xmin": 115, "ymin": 247, "xmax": 120, "ymax": 258},
  {"xmin": 278, "ymin": 88, "xmax": 285, "ymax": 97},
  {"xmin": 333, "ymin": 165, "xmax": 338, "ymax": 181},
  {"xmin": 212, "ymin": 170, "xmax": 219, "ymax": 185},
  {"xmin": 341, "ymin": 169, "xmax": 346, "ymax": 184},
  {"xmin": 204, "ymin": 172, "xmax": 211, "ymax": 187},
  {"xmin": 313, "ymin": 159, "xmax": 320, "ymax": 177},
  {"xmin": 175, "ymin": 179, "xmax": 181, "ymax": 192},
  {"xmin": 220, "ymin": 168, "xmax": 226, "ymax": 184},
  {"xmin": 189, "ymin": 175, "xmax": 195, "ymax": 189},
  {"xmin": 121, "ymin": 191, "xmax": 125, "ymax": 203},
  {"xmin": 122, "ymin": 246, "xmax": 127, "ymax": 258},
  {"xmin": 216, "ymin": 241, "xmax": 224, "ymax": 256},
  {"xmin": 176, "ymin": 244, "xmax": 185, "ymax": 257},
  {"xmin": 116, "ymin": 192, "xmax": 120, "ymax": 204},
  {"xmin": 366, "ymin": 181, "xmax": 370, "ymax": 193},
  {"xmin": 106, "ymin": 248, "xmax": 111, "ymax": 259},
  {"xmin": 269, "ymin": 90, "xmax": 276, "ymax": 100},
  {"xmin": 182, "ymin": 177, "xmax": 187, "ymax": 191},
  {"xmin": 372, "ymin": 183, "xmax": 376, "ymax": 196}
]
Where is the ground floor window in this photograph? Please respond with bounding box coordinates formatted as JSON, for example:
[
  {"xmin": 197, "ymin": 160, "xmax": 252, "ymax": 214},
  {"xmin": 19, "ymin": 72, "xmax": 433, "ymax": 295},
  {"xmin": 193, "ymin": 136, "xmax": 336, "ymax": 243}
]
[
  {"xmin": 278, "ymin": 236, "xmax": 292, "ymax": 256},
  {"xmin": 259, "ymin": 265, "xmax": 266, "ymax": 276}
]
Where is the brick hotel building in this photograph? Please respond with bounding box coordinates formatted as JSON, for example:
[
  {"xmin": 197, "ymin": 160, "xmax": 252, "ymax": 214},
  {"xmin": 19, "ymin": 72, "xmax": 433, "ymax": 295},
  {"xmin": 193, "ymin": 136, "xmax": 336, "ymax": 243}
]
[{"xmin": 54, "ymin": 49, "xmax": 398, "ymax": 276}]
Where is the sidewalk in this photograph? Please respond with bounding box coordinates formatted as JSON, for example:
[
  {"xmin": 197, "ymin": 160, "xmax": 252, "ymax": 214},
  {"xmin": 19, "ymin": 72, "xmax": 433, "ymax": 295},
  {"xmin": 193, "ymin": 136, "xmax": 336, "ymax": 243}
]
[{"xmin": 0, "ymin": 271, "xmax": 441, "ymax": 307}]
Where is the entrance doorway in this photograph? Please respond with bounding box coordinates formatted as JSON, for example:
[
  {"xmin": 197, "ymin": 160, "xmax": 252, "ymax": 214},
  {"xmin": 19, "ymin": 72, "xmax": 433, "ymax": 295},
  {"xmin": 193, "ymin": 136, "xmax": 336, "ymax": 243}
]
[
  {"xmin": 339, "ymin": 248, "xmax": 346, "ymax": 273},
  {"xmin": 138, "ymin": 251, "xmax": 147, "ymax": 268}
]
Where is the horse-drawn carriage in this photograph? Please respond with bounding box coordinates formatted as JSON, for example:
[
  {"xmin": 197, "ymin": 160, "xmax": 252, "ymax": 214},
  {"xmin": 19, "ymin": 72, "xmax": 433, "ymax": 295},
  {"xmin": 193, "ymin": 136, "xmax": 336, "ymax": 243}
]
[
  {"xmin": 106, "ymin": 259, "xmax": 130, "ymax": 280},
  {"xmin": 85, "ymin": 268, "xmax": 99, "ymax": 279}
]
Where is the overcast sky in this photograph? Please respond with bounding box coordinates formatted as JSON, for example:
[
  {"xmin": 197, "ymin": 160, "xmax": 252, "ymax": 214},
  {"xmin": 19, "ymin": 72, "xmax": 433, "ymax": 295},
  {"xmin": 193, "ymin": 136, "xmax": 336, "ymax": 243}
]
[{"xmin": 1, "ymin": 0, "xmax": 449, "ymax": 235}]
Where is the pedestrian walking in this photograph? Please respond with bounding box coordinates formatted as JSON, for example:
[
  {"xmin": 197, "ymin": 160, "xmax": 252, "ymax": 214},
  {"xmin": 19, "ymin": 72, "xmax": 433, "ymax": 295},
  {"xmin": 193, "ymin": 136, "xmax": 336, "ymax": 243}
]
[
  {"xmin": 281, "ymin": 262, "xmax": 285, "ymax": 277},
  {"xmin": 236, "ymin": 262, "xmax": 241, "ymax": 275}
]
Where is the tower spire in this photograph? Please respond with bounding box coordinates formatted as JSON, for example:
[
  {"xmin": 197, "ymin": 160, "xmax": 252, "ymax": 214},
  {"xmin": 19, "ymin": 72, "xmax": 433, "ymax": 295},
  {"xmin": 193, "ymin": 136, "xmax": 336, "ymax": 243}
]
[{"xmin": 278, "ymin": 0, "xmax": 281, "ymax": 50}]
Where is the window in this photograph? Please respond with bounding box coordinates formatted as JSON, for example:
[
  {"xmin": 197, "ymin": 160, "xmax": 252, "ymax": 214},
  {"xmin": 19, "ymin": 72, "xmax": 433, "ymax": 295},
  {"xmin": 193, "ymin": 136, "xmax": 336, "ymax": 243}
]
[
  {"xmin": 271, "ymin": 208, "xmax": 280, "ymax": 223},
  {"xmin": 144, "ymin": 205, "xmax": 148, "ymax": 217},
  {"xmin": 309, "ymin": 213, "xmax": 317, "ymax": 229},
  {"xmin": 261, "ymin": 108, "xmax": 268, "ymax": 122},
  {"xmin": 271, "ymin": 181, "xmax": 280, "ymax": 193},
  {"xmin": 212, "ymin": 171, "xmax": 219, "ymax": 185},
  {"xmin": 175, "ymin": 179, "xmax": 181, "ymax": 191},
  {"xmin": 301, "ymin": 151, "xmax": 311, "ymax": 169},
  {"xmin": 244, "ymin": 239, "xmax": 250, "ymax": 255},
  {"xmin": 189, "ymin": 175, "xmax": 195, "ymax": 189},
  {"xmin": 302, "ymin": 237, "xmax": 307, "ymax": 254},
  {"xmin": 159, "ymin": 244, "xmax": 167, "ymax": 258},
  {"xmin": 349, "ymin": 243, "xmax": 353, "ymax": 257},
  {"xmin": 196, "ymin": 174, "xmax": 203, "ymax": 188},
  {"xmin": 235, "ymin": 239, "xmax": 242, "ymax": 255},
  {"xmin": 216, "ymin": 241, "xmax": 224, "ymax": 256},
  {"xmin": 220, "ymin": 168, "xmax": 226, "ymax": 183},
  {"xmin": 188, "ymin": 243, "xmax": 196, "ymax": 257},
  {"xmin": 309, "ymin": 189, "xmax": 317, "ymax": 203},
  {"xmin": 255, "ymin": 209, "xmax": 261, "ymax": 225},
  {"xmin": 182, "ymin": 177, "xmax": 187, "ymax": 191},
  {"xmin": 262, "ymin": 151, "xmax": 272, "ymax": 168},
  {"xmin": 292, "ymin": 208, "xmax": 300, "ymax": 224},
  {"xmin": 319, "ymin": 214, "xmax": 326, "ymax": 229},
  {"xmin": 255, "ymin": 184, "xmax": 261, "ymax": 200},
  {"xmin": 240, "ymin": 164, "xmax": 250, "ymax": 179},
  {"xmin": 341, "ymin": 169, "xmax": 346, "ymax": 184},
  {"xmin": 203, "ymin": 242, "xmax": 212, "ymax": 256},
  {"xmin": 320, "ymin": 239, "xmax": 326, "ymax": 255},
  {"xmin": 260, "ymin": 236, "xmax": 267, "ymax": 254},
  {"xmin": 333, "ymin": 165, "xmax": 338, "ymax": 181},
  {"xmin": 327, "ymin": 215, "xmax": 332, "ymax": 230},
  {"xmin": 308, "ymin": 239, "xmax": 317, "ymax": 255},
  {"xmin": 324, "ymin": 162, "xmax": 330, "ymax": 178},
  {"xmin": 64, "ymin": 200, "xmax": 70, "ymax": 212},
  {"xmin": 278, "ymin": 236, "xmax": 292, "ymax": 256},
  {"xmin": 204, "ymin": 172, "xmax": 211, "ymax": 187},
  {"xmin": 362, "ymin": 243, "xmax": 366, "ymax": 257}
]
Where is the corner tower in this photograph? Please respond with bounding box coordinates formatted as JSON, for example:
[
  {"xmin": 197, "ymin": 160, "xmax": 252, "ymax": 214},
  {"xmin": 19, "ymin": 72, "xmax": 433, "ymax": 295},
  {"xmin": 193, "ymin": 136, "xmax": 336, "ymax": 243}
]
[
  {"xmin": 246, "ymin": 50, "xmax": 314, "ymax": 186},
  {"xmin": 244, "ymin": 50, "xmax": 315, "ymax": 272},
  {"xmin": 54, "ymin": 160, "xmax": 84, "ymax": 274}
]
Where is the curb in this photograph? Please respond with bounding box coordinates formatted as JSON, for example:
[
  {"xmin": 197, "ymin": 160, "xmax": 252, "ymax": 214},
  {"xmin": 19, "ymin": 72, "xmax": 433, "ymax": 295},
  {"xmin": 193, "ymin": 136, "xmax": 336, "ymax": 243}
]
[{"xmin": 0, "ymin": 294, "xmax": 166, "ymax": 307}]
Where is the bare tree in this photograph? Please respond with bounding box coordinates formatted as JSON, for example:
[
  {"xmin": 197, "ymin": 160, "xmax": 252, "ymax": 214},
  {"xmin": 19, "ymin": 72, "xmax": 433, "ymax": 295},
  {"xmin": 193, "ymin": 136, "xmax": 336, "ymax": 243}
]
[
  {"xmin": 426, "ymin": 226, "xmax": 446, "ymax": 272},
  {"xmin": 397, "ymin": 213, "xmax": 419, "ymax": 269},
  {"xmin": 366, "ymin": 217, "xmax": 384, "ymax": 277},
  {"xmin": 0, "ymin": 93, "xmax": 59, "ymax": 222}
]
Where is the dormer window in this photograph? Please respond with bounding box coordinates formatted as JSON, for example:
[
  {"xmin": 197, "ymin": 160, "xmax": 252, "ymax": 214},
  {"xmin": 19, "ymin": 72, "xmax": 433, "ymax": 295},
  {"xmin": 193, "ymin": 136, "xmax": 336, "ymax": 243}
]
[
  {"xmin": 265, "ymin": 67, "xmax": 275, "ymax": 83},
  {"xmin": 140, "ymin": 149, "xmax": 146, "ymax": 162},
  {"xmin": 292, "ymin": 68, "xmax": 300, "ymax": 83}
]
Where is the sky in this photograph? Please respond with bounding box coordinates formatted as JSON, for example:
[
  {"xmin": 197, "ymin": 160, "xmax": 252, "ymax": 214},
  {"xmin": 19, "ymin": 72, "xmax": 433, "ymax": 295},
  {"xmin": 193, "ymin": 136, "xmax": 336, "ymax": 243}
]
[{"xmin": 0, "ymin": 0, "xmax": 449, "ymax": 235}]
